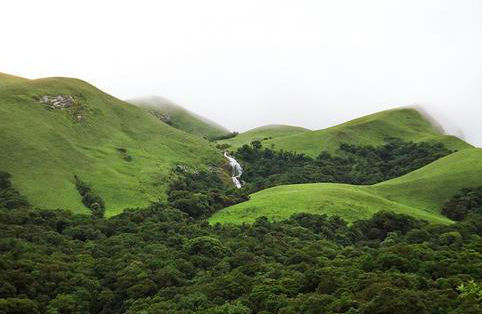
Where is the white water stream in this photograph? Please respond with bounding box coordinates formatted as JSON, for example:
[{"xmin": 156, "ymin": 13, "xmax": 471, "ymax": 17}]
[{"xmin": 224, "ymin": 151, "xmax": 243, "ymax": 188}]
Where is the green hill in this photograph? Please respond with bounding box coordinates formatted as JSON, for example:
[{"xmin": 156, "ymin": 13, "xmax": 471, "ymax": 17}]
[
  {"xmin": 128, "ymin": 96, "xmax": 230, "ymax": 138},
  {"xmin": 209, "ymin": 148, "xmax": 482, "ymax": 224},
  {"xmin": 218, "ymin": 124, "xmax": 310, "ymax": 148},
  {"xmin": 0, "ymin": 73, "xmax": 222, "ymax": 216},
  {"xmin": 260, "ymin": 108, "xmax": 471, "ymax": 156}
]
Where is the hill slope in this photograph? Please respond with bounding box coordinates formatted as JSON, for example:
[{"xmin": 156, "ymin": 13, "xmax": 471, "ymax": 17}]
[
  {"xmin": 0, "ymin": 73, "xmax": 222, "ymax": 216},
  {"xmin": 209, "ymin": 148, "xmax": 482, "ymax": 224},
  {"xmin": 261, "ymin": 108, "xmax": 471, "ymax": 156},
  {"xmin": 218, "ymin": 124, "xmax": 310, "ymax": 148},
  {"xmin": 128, "ymin": 96, "xmax": 230, "ymax": 138}
]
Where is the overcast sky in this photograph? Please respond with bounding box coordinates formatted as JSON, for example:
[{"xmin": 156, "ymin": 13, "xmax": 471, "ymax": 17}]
[{"xmin": 1, "ymin": 0, "xmax": 481, "ymax": 146}]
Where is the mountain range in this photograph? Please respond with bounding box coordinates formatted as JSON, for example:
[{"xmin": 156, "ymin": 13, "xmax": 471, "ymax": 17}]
[{"xmin": 0, "ymin": 72, "xmax": 480, "ymax": 222}]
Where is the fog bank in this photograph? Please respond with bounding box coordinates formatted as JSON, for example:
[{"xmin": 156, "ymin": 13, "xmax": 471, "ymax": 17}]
[{"xmin": 1, "ymin": 0, "xmax": 480, "ymax": 146}]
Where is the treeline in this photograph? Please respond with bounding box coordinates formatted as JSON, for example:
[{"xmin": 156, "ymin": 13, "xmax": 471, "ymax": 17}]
[
  {"xmin": 235, "ymin": 139, "xmax": 453, "ymax": 193},
  {"xmin": 0, "ymin": 172, "xmax": 481, "ymax": 314}
]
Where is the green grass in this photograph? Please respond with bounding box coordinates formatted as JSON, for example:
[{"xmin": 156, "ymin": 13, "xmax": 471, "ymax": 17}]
[
  {"xmin": 218, "ymin": 124, "xmax": 310, "ymax": 148},
  {"xmin": 128, "ymin": 96, "xmax": 231, "ymax": 138},
  {"xmin": 242, "ymin": 109, "xmax": 472, "ymax": 156},
  {"xmin": 370, "ymin": 148, "xmax": 482, "ymax": 213},
  {"xmin": 0, "ymin": 73, "xmax": 222, "ymax": 216},
  {"xmin": 210, "ymin": 148, "xmax": 482, "ymax": 224}
]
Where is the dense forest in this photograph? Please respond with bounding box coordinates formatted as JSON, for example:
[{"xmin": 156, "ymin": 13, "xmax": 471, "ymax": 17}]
[
  {"xmin": 166, "ymin": 167, "xmax": 249, "ymax": 218},
  {"xmin": 1, "ymin": 170, "xmax": 481, "ymax": 314},
  {"xmin": 234, "ymin": 139, "xmax": 453, "ymax": 193}
]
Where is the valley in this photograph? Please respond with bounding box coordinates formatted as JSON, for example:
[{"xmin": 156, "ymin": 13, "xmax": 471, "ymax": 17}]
[{"xmin": 210, "ymin": 148, "xmax": 482, "ymax": 224}]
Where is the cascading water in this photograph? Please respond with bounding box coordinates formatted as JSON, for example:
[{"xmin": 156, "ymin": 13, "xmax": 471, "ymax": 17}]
[{"xmin": 224, "ymin": 151, "xmax": 243, "ymax": 188}]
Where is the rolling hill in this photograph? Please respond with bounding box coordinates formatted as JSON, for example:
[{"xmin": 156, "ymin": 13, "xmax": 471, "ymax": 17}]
[
  {"xmin": 209, "ymin": 148, "xmax": 482, "ymax": 224},
  {"xmin": 0, "ymin": 73, "xmax": 223, "ymax": 216},
  {"xmin": 218, "ymin": 124, "xmax": 310, "ymax": 148},
  {"xmin": 223, "ymin": 108, "xmax": 472, "ymax": 156},
  {"xmin": 128, "ymin": 96, "xmax": 230, "ymax": 138}
]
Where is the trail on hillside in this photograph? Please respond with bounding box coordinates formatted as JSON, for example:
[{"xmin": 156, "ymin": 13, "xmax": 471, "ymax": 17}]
[{"xmin": 224, "ymin": 151, "xmax": 243, "ymax": 188}]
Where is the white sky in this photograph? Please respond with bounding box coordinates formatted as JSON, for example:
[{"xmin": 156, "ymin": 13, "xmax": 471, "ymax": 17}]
[{"xmin": 1, "ymin": 0, "xmax": 481, "ymax": 146}]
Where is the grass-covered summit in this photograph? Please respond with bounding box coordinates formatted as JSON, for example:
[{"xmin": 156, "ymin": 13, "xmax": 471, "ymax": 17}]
[
  {"xmin": 210, "ymin": 148, "xmax": 482, "ymax": 224},
  {"xmin": 222, "ymin": 108, "xmax": 471, "ymax": 155},
  {"xmin": 218, "ymin": 124, "xmax": 309, "ymax": 148},
  {"xmin": 0, "ymin": 73, "xmax": 222, "ymax": 216},
  {"xmin": 128, "ymin": 96, "xmax": 230, "ymax": 138}
]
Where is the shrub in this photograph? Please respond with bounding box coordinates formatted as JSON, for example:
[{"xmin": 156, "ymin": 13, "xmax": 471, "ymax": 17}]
[{"xmin": 74, "ymin": 175, "xmax": 105, "ymax": 217}]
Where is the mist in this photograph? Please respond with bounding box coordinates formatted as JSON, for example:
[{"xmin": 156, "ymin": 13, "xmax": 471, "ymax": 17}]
[{"xmin": 1, "ymin": 0, "xmax": 480, "ymax": 146}]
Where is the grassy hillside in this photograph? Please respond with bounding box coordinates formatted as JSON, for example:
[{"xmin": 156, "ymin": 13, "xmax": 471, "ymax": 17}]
[
  {"xmin": 210, "ymin": 148, "xmax": 482, "ymax": 224},
  {"xmin": 218, "ymin": 124, "xmax": 309, "ymax": 148},
  {"xmin": 261, "ymin": 108, "xmax": 471, "ymax": 156},
  {"xmin": 0, "ymin": 73, "xmax": 222, "ymax": 216},
  {"xmin": 370, "ymin": 148, "xmax": 482, "ymax": 213},
  {"xmin": 128, "ymin": 96, "xmax": 230, "ymax": 138}
]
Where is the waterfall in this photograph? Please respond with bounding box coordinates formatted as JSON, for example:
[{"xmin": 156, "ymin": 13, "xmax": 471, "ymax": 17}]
[{"xmin": 224, "ymin": 151, "xmax": 243, "ymax": 188}]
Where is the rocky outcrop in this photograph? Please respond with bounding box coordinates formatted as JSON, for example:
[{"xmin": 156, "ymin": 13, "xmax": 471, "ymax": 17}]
[
  {"xmin": 39, "ymin": 95, "xmax": 85, "ymax": 122},
  {"xmin": 148, "ymin": 110, "xmax": 173, "ymax": 125},
  {"xmin": 40, "ymin": 95, "xmax": 74, "ymax": 110}
]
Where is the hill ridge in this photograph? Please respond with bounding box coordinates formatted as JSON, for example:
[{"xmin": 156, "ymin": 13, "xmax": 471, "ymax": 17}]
[
  {"xmin": 263, "ymin": 108, "xmax": 472, "ymax": 155},
  {"xmin": 218, "ymin": 124, "xmax": 310, "ymax": 148},
  {"xmin": 128, "ymin": 96, "xmax": 230, "ymax": 138}
]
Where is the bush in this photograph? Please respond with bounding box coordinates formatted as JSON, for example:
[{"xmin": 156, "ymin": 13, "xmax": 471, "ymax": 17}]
[
  {"xmin": 0, "ymin": 171, "xmax": 29, "ymax": 210},
  {"xmin": 74, "ymin": 175, "xmax": 105, "ymax": 217}
]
